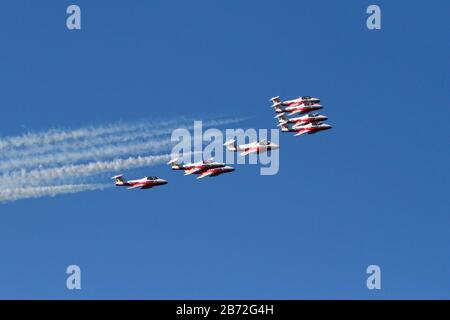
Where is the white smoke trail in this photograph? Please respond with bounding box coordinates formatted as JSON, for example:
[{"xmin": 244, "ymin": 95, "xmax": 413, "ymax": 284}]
[
  {"xmin": 0, "ymin": 184, "xmax": 110, "ymax": 203},
  {"xmin": 0, "ymin": 116, "xmax": 246, "ymax": 202},
  {"xmin": 0, "ymin": 122, "xmax": 184, "ymax": 160},
  {"xmin": 0, "ymin": 138, "xmax": 173, "ymax": 171},
  {"xmin": 0, "ymin": 117, "xmax": 188, "ymax": 151},
  {"xmin": 0, "ymin": 118, "xmax": 246, "ymax": 171},
  {"xmin": 0, "ymin": 154, "xmax": 172, "ymax": 187},
  {"xmin": 0, "ymin": 119, "xmax": 246, "ymax": 171},
  {"xmin": 0, "ymin": 117, "xmax": 246, "ymax": 153}
]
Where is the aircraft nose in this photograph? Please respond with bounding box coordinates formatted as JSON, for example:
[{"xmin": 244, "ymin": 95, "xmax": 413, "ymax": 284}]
[
  {"xmin": 271, "ymin": 143, "xmax": 280, "ymax": 149},
  {"xmin": 160, "ymin": 179, "xmax": 168, "ymax": 184}
]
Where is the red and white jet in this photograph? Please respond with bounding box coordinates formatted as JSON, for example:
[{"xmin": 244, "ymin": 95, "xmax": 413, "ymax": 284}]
[
  {"xmin": 276, "ymin": 113, "xmax": 328, "ymax": 127},
  {"xmin": 270, "ymin": 95, "xmax": 321, "ymax": 108},
  {"xmin": 223, "ymin": 139, "xmax": 279, "ymax": 156},
  {"xmin": 280, "ymin": 122, "xmax": 332, "ymax": 136},
  {"xmin": 272, "ymin": 103, "xmax": 323, "ymax": 116},
  {"xmin": 167, "ymin": 158, "xmax": 235, "ymax": 179},
  {"xmin": 112, "ymin": 175, "xmax": 168, "ymax": 190},
  {"xmin": 271, "ymin": 96, "xmax": 322, "ymax": 116}
]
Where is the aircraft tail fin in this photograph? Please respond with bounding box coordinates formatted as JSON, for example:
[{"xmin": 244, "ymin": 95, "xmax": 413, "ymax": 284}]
[
  {"xmin": 112, "ymin": 174, "xmax": 125, "ymax": 185},
  {"xmin": 273, "ymin": 106, "xmax": 284, "ymax": 114},
  {"xmin": 167, "ymin": 158, "xmax": 181, "ymax": 169},
  {"xmin": 276, "ymin": 114, "xmax": 288, "ymax": 126},
  {"xmin": 279, "ymin": 124, "xmax": 290, "ymax": 132},
  {"xmin": 223, "ymin": 139, "xmax": 237, "ymax": 151},
  {"xmin": 270, "ymin": 96, "xmax": 282, "ymax": 108}
]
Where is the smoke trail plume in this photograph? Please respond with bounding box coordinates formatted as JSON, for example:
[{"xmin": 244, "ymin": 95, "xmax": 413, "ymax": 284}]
[
  {"xmin": 0, "ymin": 117, "xmax": 245, "ymax": 152},
  {"xmin": 0, "ymin": 118, "xmax": 186, "ymax": 151},
  {"xmin": 0, "ymin": 118, "xmax": 246, "ymax": 171},
  {"xmin": 0, "ymin": 184, "xmax": 110, "ymax": 203},
  {"xmin": 0, "ymin": 115, "xmax": 246, "ymax": 202},
  {"xmin": 0, "ymin": 139, "xmax": 173, "ymax": 171},
  {"xmin": 0, "ymin": 154, "xmax": 172, "ymax": 187}
]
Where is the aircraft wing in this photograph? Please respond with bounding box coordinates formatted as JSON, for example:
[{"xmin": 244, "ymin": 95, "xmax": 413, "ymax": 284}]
[
  {"xmin": 294, "ymin": 131, "xmax": 308, "ymax": 137},
  {"xmin": 196, "ymin": 171, "xmax": 214, "ymax": 179},
  {"xmin": 289, "ymin": 110, "xmax": 303, "ymax": 116},
  {"xmin": 184, "ymin": 168, "xmax": 203, "ymax": 175},
  {"xmin": 127, "ymin": 184, "xmax": 146, "ymax": 190},
  {"xmin": 240, "ymin": 148, "xmax": 258, "ymax": 156}
]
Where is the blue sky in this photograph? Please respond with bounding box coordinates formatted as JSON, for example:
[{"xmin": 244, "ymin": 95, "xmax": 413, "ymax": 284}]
[{"xmin": 0, "ymin": 0, "xmax": 449, "ymax": 299}]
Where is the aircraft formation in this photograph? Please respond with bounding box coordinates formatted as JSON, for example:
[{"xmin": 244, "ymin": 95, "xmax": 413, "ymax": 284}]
[
  {"xmin": 270, "ymin": 96, "xmax": 332, "ymax": 136},
  {"xmin": 110, "ymin": 140, "xmax": 276, "ymax": 189},
  {"xmin": 112, "ymin": 95, "xmax": 331, "ymax": 190}
]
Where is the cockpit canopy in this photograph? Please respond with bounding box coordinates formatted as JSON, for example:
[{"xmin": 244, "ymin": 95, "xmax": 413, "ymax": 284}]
[{"xmin": 146, "ymin": 176, "xmax": 159, "ymax": 180}]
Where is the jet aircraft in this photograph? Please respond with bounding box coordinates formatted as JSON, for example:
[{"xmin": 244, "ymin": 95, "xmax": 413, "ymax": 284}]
[
  {"xmin": 112, "ymin": 175, "xmax": 168, "ymax": 190},
  {"xmin": 223, "ymin": 139, "xmax": 279, "ymax": 156},
  {"xmin": 167, "ymin": 158, "xmax": 235, "ymax": 179}
]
